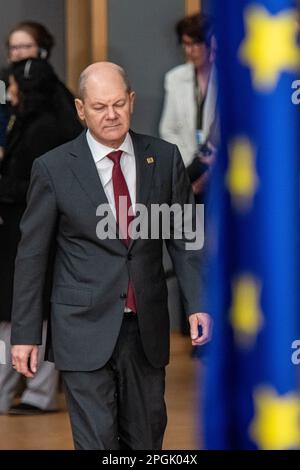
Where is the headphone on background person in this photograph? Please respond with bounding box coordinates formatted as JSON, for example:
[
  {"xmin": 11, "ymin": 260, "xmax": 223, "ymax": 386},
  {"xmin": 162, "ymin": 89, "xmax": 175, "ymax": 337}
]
[{"xmin": 39, "ymin": 48, "xmax": 48, "ymax": 59}]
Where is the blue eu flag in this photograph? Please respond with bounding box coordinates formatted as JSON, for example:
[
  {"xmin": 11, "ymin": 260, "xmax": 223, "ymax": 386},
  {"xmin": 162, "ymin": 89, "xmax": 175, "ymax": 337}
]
[{"xmin": 203, "ymin": 0, "xmax": 300, "ymax": 449}]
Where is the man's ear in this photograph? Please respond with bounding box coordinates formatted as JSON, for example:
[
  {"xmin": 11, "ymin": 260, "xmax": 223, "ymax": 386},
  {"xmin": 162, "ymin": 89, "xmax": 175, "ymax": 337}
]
[
  {"xmin": 129, "ymin": 91, "xmax": 135, "ymax": 114},
  {"xmin": 75, "ymin": 98, "xmax": 85, "ymax": 121}
]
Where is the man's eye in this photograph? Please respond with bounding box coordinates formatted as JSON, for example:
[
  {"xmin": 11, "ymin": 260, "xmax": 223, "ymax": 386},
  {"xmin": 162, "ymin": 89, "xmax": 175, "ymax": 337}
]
[
  {"xmin": 115, "ymin": 102, "xmax": 125, "ymax": 107},
  {"xmin": 94, "ymin": 107, "xmax": 105, "ymax": 111}
]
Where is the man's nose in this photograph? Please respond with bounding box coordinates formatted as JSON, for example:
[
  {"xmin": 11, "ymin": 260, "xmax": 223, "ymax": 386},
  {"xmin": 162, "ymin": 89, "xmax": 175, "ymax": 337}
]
[{"xmin": 106, "ymin": 106, "xmax": 117, "ymax": 120}]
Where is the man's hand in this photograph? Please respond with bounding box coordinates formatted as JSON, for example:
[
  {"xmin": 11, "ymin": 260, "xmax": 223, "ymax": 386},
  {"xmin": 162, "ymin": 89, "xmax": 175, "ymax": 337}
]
[
  {"xmin": 11, "ymin": 345, "xmax": 39, "ymax": 378},
  {"xmin": 189, "ymin": 313, "xmax": 213, "ymax": 346}
]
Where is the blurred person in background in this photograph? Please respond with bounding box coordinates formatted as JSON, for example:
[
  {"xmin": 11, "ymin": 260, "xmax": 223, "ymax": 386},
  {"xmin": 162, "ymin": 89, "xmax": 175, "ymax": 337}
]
[
  {"xmin": 160, "ymin": 13, "xmax": 218, "ymax": 341},
  {"xmin": 0, "ymin": 58, "xmax": 79, "ymax": 415},
  {"xmin": 159, "ymin": 13, "xmax": 218, "ymax": 200},
  {"xmin": 0, "ymin": 20, "xmax": 82, "ymax": 159}
]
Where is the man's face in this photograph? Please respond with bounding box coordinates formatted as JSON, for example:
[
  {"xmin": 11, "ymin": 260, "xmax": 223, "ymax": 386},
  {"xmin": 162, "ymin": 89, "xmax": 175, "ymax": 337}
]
[
  {"xmin": 181, "ymin": 34, "xmax": 211, "ymax": 69},
  {"xmin": 75, "ymin": 74, "xmax": 135, "ymax": 148}
]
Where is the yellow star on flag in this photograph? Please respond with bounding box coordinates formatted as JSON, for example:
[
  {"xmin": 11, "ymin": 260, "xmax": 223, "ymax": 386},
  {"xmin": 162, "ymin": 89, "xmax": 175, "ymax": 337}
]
[
  {"xmin": 250, "ymin": 387, "xmax": 300, "ymax": 449},
  {"xmin": 239, "ymin": 5, "xmax": 300, "ymax": 90},
  {"xmin": 229, "ymin": 275, "xmax": 263, "ymax": 347},
  {"xmin": 226, "ymin": 137, "xmax": 258, "ymax": 212}
]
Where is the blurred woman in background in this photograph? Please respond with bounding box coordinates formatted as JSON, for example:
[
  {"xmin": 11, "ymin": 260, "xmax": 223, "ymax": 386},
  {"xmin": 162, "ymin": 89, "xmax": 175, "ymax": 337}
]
[
  {"xmin": 159, "ymin": 13, "xmax": 218, "ymax": 199},
  {"xmin": 0, "ymin": 58, "xmax": 79, "ymax": 415},
  {"xmin": 0, "ymin": 21, "xmax": 82, "ymax": 159}
]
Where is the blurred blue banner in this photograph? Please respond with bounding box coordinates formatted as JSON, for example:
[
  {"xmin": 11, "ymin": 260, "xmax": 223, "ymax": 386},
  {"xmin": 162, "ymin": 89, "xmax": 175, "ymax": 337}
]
[{"xmin": 203, "ymin": 0, "xmax": 300, "ymax": 449}]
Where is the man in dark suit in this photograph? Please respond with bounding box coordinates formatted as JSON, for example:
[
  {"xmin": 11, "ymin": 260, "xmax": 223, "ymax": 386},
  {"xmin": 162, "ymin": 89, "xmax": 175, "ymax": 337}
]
[{"xmin": 11, "ymin": 62, "xmax": 212, "ymax": 450}]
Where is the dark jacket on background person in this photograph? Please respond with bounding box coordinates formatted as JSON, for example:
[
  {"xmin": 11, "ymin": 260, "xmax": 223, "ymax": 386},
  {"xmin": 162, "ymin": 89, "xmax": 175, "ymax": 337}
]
[
  {"xmin": 0, "ymin": 109, "xmax": 62, "ymax": 322},
  {"xmin": 0, "ymin": 105, "xmax": 8, "ymax": 148},
  {"xmin": 0, "ymin": 58, "xmax": 81, "ymax": 322},
  {"xmin": 0, "ymin": 64, "xmax": 82, "ymax": 148}
]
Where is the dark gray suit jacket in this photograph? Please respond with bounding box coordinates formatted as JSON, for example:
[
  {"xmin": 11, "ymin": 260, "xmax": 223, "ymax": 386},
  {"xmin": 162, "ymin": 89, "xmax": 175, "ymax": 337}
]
[{"xmin": 11, "ymin": 130, "xmax": 206, "ymax": 370}]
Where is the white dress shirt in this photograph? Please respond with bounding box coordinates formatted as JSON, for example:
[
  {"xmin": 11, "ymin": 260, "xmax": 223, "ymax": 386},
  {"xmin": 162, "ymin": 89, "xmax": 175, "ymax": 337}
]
[
  {"xmin": 86, "ymin": 130, "xmax": 136, "ymax": 312},
  {"xmin": 86, "ymin": 130, "xmax": 136, "ymax": 219},
  {"xmin": 159, "ymin": 63, "xmax": 218, "ymax": 167}
]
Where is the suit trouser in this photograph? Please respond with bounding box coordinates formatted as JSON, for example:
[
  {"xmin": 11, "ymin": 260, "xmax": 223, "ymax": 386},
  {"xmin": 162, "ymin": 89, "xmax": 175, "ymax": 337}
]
[
  {"xmin": 61, "ymin": 315, "xmax": 167, "ymax": 450},
  {"xmin": 0, "ymin": 321, "xmax": 59, "ymax": 413}
]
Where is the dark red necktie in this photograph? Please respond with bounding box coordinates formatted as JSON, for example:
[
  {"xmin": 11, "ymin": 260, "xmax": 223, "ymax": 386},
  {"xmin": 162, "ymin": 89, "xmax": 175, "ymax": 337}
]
[{"xmin": 106, "ymin": 150, "xmax": 137, "ymax": 313}]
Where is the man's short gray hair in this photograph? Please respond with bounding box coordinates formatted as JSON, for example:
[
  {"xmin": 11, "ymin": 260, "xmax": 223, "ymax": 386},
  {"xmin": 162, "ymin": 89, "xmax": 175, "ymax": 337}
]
[{"xmin": 78, "ymin": 65, "xmax": 132, "ymax": 100}]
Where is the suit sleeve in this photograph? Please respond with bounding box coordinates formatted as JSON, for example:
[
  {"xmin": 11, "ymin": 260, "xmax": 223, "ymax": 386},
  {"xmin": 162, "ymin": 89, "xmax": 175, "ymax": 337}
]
[
  {"xmin": 165, "ymin": 145, "xmax": 209, "ymax": 316},
  {"xmin": 11, "ymin": 159, "xmax": 58, "ymax": 345}
]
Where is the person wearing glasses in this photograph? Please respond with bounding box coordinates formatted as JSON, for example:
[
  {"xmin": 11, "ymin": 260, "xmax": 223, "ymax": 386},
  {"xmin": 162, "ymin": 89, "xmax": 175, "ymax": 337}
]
[
  {"xmin": 159, "ymin": 13, "xmax": 218, "ymax": 340},
  {"xmin": 6, "ymin": 22, "xmax": 51, "ymax": 61},
  {"xmin": 0, "ymin": 21, "xmax": 82, "ymax": 157},
  {"xmin": 159, "ymin": 13, "xmax": 218, "ymax": 197}
]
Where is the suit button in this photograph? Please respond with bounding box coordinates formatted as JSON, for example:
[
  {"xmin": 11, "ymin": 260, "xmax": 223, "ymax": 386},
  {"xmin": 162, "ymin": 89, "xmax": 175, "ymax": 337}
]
[
  {"xmin": 120, "ymin": 293, "xmax": 127, "ymax": 299},
  {"xmin": 127, "ymin": 254, "xmax": 132, "ymax": 260}
]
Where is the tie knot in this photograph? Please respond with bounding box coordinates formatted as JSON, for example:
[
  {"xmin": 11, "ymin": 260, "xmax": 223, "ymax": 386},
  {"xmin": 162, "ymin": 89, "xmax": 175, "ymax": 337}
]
[{"xmin": 106, "ymin": 150, "xmax": 123, "ymax": 164}]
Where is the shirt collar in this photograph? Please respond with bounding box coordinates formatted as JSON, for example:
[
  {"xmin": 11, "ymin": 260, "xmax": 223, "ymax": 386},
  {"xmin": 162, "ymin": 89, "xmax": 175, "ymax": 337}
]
[{"xmin": 86, "ymin": 129, "xmax": 134, "ymax": 164}]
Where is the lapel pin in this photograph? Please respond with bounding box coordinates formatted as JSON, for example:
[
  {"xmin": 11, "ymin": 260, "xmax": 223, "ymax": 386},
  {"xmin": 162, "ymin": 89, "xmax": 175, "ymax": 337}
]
[{"xmin": 146, "ymin": 157, "xmax": 155, "ymax": 164}]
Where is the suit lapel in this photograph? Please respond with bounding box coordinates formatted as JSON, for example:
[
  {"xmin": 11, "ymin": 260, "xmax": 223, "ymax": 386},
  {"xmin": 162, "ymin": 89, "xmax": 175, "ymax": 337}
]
[
  {"xmin": 131, "ymin": 131, "xmax": 155, "ymax": 209},
  {"xmin": 68, "ymin": 131, "xmax": 109, "ymax": 208},
  {"xmin": 68, "ymin": 132, "xmax": 118, "ymax": 237},
  {"xmin": 129, "ymin": 131, "xmax": 155, "ymax": 250}
]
